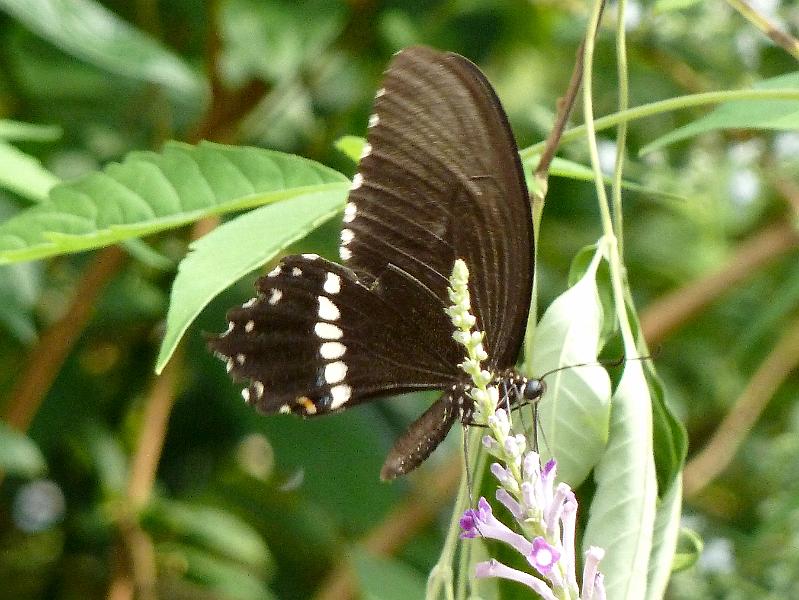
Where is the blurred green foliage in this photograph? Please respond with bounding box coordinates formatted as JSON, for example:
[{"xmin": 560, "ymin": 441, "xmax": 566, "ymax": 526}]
[{"xmin": 0, "ymin": 0, "xmax": 797, "ymax": 598}]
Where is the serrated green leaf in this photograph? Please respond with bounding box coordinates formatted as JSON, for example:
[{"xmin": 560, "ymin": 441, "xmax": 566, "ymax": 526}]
[
  {"xmin": 583, "ymin": 361, "xmax": 657, "ymax": 600},
  {"xmin": 0, "ymin": 0, "xmax": 205, "ymax": 99},
  {"xmin": 529, "ymin": 244, "xmax": 612, "ymax": 487},
  {"xmin": 156, "ymin": 189, "xmax": 345, "ymax": 372},
  {"xmin": 0, "ymin": 421, "xmax": 47, "ymax": 477},
  {"xmin": 352, "ymin": 549, "xmax": 426, "ymax": 600},
  {"xmin": 0, "ymin": 140, "xmax": 60, "ymax": 202},
  {"xmin": 145, "ymin": 499, "xmax": 271, "ymax": 570},
  {"xmin": 646, "ymin": 476, "xmax": 682, "ymax": 600},
  {"xmin": 0, "ymin": 120, "xmax": 61, "ymax": 142},
  {"xmin": 642, "ymin": 72, "xmax": 799, "ymax": 153},
  {"xmin": 0, "ymin": 141, "xmax": 349, "ymax": 264}
]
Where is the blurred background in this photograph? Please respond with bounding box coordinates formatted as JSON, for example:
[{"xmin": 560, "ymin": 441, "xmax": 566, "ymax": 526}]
[{"xmin": 0, "ymin": 0, "xmax": 797, "ymax": 598}]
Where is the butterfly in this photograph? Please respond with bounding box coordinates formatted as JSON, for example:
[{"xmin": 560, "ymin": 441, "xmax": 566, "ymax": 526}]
[{"xmin": 209, "ymin": 46, "xmax": 543, "ymax": 480}]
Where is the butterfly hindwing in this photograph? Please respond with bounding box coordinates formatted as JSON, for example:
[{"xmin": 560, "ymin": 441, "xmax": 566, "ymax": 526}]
[{"xmin": 208, "ymin": 255, "xmax": 463, "ymax": 416}]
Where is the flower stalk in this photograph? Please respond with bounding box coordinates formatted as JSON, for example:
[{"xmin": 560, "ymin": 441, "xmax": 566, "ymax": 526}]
[{"xmin": 447, "ymin": 259, "xmax": 606, "ymax": 599}]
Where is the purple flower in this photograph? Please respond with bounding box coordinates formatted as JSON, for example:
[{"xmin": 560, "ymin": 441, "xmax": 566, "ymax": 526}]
[
  {"xmin": 459, "ymin": 497, "xmax": 532, "ymax": 556},
  {"xmin": 475, "ymin": 559, "xmax": 557, "ymax": 600},
  {"xmin": 581, "ymin": 546, "xmax": 606, "ymax": 600},
  {"xmin": 495, "ymin": 487, "xmax": 523, "ymax": 521},
  {"xmin": 529, "ymin": 536, "xmax": 560, "ymax": 574}
]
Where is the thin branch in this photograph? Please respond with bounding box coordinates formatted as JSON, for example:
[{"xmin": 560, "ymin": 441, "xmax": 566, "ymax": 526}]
[
  {"xmin": 640, "ymin": 220, "xmax": 799, "ymax": 346},
  {"xmin": 683, "ymin": 315, "xmax": 799, "ymax": 497},
  {"xmin": 126, "ymin": 348, "xmax": 183, "ymax": 508},
  {"xmin": 533, "ymin": 40, "xmax": 585, "ymax": 186},
  {"xmin": 725, "ymin": 0, "xmax": 799, "ymax": 61}
]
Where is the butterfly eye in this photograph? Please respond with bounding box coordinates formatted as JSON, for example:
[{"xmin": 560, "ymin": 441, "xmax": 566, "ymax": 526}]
[{"xmin": 523, "ymin": 379, "xmax": 546, "ymax": 402}]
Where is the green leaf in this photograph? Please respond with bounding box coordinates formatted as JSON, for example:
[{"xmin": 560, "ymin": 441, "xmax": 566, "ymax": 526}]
[
  {"xmin": 0, "ymin": 141, "xmax": 349, "ymax": 264},
  {"xmin": 671, "ymin": 528, "xmax": 703, "ymax": 572},
  {"xmin": 0, "ymin": 120, "xmax": 62, "ymax": 142},
  {"xmin": 583, "ymin": 361, "xmax": 657, "ymax": 600},
  {"xmin": 0, "ymin": 0, "xmax": 205, "ymax": 100},
  {"xmin": 82, "ymin": 425, "xmax": 128, "ymax": 495},
  {"xmin": 642, "ymin": 72, "xmax": 799, "ymax": 153},
  {"xmin": 155, "ymin": 189, "xmax": 345, "ymax": 372},
  {"xmin": 646, "ymin": 476, "xmax": 682, "ymax": 600},
  {"xmin": 0, "ymin": 421, "xmax": 47, "ymax": 477},
  {"xmin": 352, "ymin": 549, "xmax": 426, "ymax": 600},
  {"xmin": 145, "ymin": 499, "xmax": 271, "ymax": 570},
  {"xmin": 523, "ymin": 155, "xmax": 685, "ymax": 201},
  {"xmin": 529, "ymin": 244, "xmax": 612, "ymax": 487},
  {"xmin": 0, "ymin": 261, "xmax": 41, "ymax": 343},
  {"xmin": 157, "ymin": 542, "xmax": 274, "ymax": 600},
  {"xmin": 334, "ymin": 135, "xmax": 365, "ymax": 163},
  {"xmin": 653, "ymin": 0, "xmax": 703, "ymax": 13},
  {"xmin": 338, "ymin": 137, "xmax": 681, "ymax": 201},
  {"xmin": 0, "ymin": 140, "xmax": 60, "ymax": 202}
]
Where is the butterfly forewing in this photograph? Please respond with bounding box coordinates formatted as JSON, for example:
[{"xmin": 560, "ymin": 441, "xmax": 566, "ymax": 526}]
[{"xmin": 342, "ymin": 46, "xmax": 533, "ymax": 368}]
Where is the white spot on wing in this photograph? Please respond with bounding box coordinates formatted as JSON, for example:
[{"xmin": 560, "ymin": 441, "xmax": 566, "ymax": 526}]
[
  {"xmin": 351, "ymin": 173, "xmax": 363, "ymax": 190},
  {"xmin": 323, "ymin": 272, "xmax": 341, "ymax": 294},
  {"xmin": 340, "ymin": 247, "xmax": 352, "ymax": 261},
  {"xmin": 343, "ymin": 202, "xmax": 357, "ymax": 223},
  {"xmin": 253, "ymin": 381, "xmax": 264, "ymax": 399},
  {"xmin": 376, "ymin": 87, "xmax": 385, "ymax": 98},
  {"xmin": 324, "ymin": 361, "xmax": 347, "ymax": 384},
  {"xmin": 226, "ymin": 359, "xmax": 234, "ymax": 373},
  {"xmin": 330, "ymin": 384, "xmax": 352, "ymax": 409},
  {"xmin": 360, "ymin": 143, "xmax": 372, "ymax": 159},
  {"xmin": 279, "ymin": 404, "xmax": 291, "ymax": 414},
  {"xmin": 318, "ymin": 296, "xmax": 340, "ymax": 320},
  {"xmin": 302, "ymin": 253, "xmax": 319, "ymax": 260},
  {"xmin": 243, "ymin": 298, "xmax": 256, "ymax": 308},
  {"xmin": 222, "ymin": 322, "xmax": 234, "ymax": 336},
  {"xmin": 268, "ymin": 288, "xmax": 282, "ymax": 305},
  {"xmin": 235, "ymin": 354, "xmax": 246, "ymax": 365},
  {"xmin": 245, "ymin": 320, "xmax": 255, "ymax": 333},
  {"xmin": 267, "ymin": 266, "xmax": 281, "ymax": 277},
  {"xmin": 315, "ymin": 322, "xmax": 343, "ymax": 339},
  {"xmin": 292, "ymin": 267, "xmax": 302, "ymax": 277},
  {"xmin": 320, "ymin": 341, "xmax": 346, "ymax": 359},
  {"xmin": 241, "ymin": 388, "xmax": 250, "ymax": 401},
  {"xmin": 368, "ymin": 114, "xmax": 379, "ymax": 128},
  {"xmin": 340, "ymin": 228, "xmax": 354, "ymax": 246}
]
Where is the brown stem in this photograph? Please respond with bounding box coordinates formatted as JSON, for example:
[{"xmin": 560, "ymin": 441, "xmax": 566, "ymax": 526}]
[
  {"xmin": 534, "ymin": 40, "xmax": 585, "ymax": 185},
  {"xmin": 683, "ymin": 315, "xmax": 799, "ymax": 497},
  {"xmin": 534, "ymin": 0, "xmax": 605, "ymax": 205},
  {"xmin": 640, "ymin": 220, "xmax": 799, "ymax": 346},
  {"xmin": 126, "ymin": 348, "xmax": 183, "ymax": 508},
  {"xmin": 2, "ymin": 246, "xmax": 127, "ymax": 431},
  {"xmin": 312, "ymin": 456, "xmax": 463, "ymax": 600}
]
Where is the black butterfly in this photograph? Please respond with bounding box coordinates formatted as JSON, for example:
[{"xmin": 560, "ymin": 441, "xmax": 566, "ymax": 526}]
[{"xmin": 209, "ymin": 46, "xmax": 544, "ymax": 479}]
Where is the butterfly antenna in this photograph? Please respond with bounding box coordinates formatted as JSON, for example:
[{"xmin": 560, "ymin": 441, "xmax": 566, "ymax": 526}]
[{"xmin": 537, "ymin": 352, "xmax": 656, "ymax": 382}]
